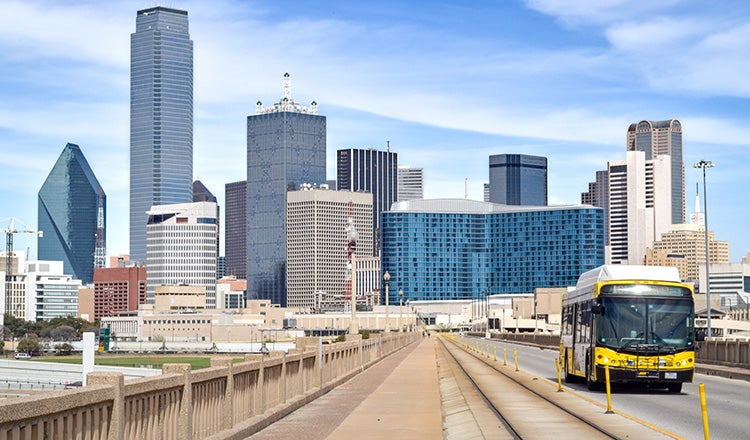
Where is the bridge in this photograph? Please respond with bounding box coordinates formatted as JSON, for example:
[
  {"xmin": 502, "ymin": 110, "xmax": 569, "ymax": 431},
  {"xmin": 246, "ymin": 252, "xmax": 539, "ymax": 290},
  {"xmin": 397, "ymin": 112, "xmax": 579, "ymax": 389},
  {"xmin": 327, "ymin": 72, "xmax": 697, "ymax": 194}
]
[{"xmin": 1, "ymin": 331, "xmax": 749, "ymax": 439}]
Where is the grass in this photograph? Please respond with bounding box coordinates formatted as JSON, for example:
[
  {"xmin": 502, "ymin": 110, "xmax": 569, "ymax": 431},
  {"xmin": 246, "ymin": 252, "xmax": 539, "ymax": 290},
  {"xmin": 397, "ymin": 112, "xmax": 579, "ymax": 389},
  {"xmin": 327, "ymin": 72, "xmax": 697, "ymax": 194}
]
[{"xmin": 32, "ymin": 354, "xmax": 246, "ymax": 370}]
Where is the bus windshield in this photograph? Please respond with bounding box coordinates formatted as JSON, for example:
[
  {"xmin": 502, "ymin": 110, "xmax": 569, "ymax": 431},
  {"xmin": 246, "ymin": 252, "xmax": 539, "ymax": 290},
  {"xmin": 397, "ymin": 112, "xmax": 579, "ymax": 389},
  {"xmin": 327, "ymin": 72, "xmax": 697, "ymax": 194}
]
[{"xmin": 596, "ymin": 296, "xmax": 694, "ymax": 353}]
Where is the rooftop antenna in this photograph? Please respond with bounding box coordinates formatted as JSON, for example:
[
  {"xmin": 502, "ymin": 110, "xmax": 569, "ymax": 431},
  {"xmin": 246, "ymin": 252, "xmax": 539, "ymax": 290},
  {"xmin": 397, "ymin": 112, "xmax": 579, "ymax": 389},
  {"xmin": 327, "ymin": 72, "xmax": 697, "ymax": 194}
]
[
  {"xmin": 465, "ymin": 178, "xmax": 468, "ymax": 199},
  {"xmin": 386, "ymin": 140, "xmax": 390, "ymax": 152}
]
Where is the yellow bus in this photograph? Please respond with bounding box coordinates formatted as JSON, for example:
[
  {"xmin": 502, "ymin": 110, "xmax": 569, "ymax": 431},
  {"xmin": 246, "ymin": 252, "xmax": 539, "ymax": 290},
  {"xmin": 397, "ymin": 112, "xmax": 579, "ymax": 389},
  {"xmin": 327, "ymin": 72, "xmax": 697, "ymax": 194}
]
[{"xmin": 560, "ymin": 265, "xmax": 699, "ymax": 392}]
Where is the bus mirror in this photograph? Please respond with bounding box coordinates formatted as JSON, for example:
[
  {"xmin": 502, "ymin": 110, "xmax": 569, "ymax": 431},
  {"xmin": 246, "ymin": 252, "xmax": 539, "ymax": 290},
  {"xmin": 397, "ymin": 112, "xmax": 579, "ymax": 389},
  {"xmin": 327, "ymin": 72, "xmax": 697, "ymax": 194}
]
[{"xmin": 591, "ymin": 304, "xmax": 604, "ymax": 315}]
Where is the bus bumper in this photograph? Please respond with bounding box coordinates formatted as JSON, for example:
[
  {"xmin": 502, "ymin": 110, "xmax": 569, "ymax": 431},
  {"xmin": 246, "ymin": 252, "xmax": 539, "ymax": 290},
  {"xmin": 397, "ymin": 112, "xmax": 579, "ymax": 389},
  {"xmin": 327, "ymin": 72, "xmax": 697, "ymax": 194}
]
[{"xmin": 595, "ymin": 365, "xmax": 693, "ymax": 384}]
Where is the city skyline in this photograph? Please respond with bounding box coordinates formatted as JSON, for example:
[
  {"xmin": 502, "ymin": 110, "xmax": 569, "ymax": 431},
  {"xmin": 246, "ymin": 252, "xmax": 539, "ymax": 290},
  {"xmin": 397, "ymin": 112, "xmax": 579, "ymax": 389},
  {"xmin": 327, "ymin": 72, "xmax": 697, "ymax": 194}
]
[{"xmin": 1, "ymin": 1, "xmax": 749, "ymax": 261}]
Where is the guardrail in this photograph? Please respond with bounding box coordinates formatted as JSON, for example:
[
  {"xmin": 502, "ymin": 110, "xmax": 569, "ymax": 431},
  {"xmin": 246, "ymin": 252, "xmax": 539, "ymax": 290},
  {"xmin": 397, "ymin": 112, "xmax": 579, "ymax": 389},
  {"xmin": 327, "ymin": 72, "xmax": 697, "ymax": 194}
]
[{"xmin": 0, "ymin": 332, "xmax": 418, "ymax": 440}]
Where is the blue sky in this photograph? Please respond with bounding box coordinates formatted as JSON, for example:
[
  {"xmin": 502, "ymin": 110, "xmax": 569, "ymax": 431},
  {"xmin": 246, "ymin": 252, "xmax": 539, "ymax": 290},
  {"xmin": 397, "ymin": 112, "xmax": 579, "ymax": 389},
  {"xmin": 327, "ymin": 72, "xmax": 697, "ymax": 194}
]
[{"xmin": 1, "ymin": 0, "xmax": 748, "ymax": 261}]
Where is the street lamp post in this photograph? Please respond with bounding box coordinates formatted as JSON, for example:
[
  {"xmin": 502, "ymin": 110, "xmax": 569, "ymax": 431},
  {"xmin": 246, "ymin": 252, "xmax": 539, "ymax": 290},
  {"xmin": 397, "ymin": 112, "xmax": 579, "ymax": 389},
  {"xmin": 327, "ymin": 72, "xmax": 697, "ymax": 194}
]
[
  {"xmin": 398, "ymin": 289, "xmax": 403, "ymax": 332},
  {"xmin": 694, "ymin": 159, "xmax": 715, "ymax": 337},
  {"xmin": 346, "ymin": 216, "xmax": 359, "ymax": 335},
  {"xmin": 384, "ymin": 271, "xmax": 391, "ymax": 332}
]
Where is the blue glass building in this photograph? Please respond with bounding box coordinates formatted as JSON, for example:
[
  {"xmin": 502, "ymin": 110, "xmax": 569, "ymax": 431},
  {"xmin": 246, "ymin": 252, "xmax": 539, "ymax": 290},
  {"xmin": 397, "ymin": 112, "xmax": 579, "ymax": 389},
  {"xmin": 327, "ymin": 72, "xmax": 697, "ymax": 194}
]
[
  {"xmin": 380, "ymin": 199, "xmax": 604, "ymax": 302},
  {"xmin": 247, "ymin": 74, "xmax": 326, "ymax": 306},
  {"xmin": 130, "ymin": 6, "xmax": 194, "ymax": 262},
  {"xmin": 489, "ymin": 154, "xmax": 547, "ymax": 206},
  {"xmin": 38, "ymin": 143, "xmax": 105, "ymax": 284}
]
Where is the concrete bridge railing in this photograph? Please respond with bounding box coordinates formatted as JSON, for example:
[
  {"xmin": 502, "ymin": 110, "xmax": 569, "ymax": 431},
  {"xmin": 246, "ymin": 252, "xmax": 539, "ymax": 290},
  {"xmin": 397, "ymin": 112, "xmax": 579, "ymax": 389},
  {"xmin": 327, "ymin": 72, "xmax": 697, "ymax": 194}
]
[{"xmin": 0, "ymin": 332, "xmax": 418, "ymax": 440}]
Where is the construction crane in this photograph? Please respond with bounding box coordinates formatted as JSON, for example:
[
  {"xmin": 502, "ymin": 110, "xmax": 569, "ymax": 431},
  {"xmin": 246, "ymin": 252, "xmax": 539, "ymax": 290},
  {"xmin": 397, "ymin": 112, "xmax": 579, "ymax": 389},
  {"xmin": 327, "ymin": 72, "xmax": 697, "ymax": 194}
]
[{"xmin": 3, "ymin": 218, "xmax": 42, "ymax": 322}]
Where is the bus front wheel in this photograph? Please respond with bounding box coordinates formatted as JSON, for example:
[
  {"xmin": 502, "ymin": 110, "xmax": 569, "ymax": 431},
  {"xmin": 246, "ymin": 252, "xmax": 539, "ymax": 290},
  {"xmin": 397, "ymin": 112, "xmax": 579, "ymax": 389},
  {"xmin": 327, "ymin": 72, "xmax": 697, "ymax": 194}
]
[{"xmin": 586, "ymin": 359, "xmax": 601, "ymax": 391}]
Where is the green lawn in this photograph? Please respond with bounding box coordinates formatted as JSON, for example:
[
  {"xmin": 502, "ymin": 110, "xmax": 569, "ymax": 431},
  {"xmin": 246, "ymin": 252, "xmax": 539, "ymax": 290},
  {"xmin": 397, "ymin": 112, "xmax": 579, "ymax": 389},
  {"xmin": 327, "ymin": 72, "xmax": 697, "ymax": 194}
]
[{"xmin": 32, "ymin": 354, "xmax": 245, "ymax": 370}]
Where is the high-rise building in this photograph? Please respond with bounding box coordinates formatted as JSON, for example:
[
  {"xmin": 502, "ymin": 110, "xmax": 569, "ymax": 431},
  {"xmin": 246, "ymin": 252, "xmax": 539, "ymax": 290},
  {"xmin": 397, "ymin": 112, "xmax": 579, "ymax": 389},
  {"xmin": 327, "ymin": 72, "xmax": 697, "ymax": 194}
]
[
  {"xmin": 648, "ymin": 224, "xmax": 729, "ymax": 284},
  {"xmin": 581, "ymin": 170, "xmax": 609, "ymax": 245},
  {"xmin": 627, "ymin": 119, "xmax": 684, "ymax": 224},
  {"xmin": 38, "ymin": 143, "xmax": 105, "ymax": 284},
  {"xmin": 380, "ymin": 199, "xmax": 604, "ymax": 300},
  {"xmin": 225, "ymin": 180, "xmax": 247, "ymax": 279},
  {"xmin": 607, "ymin": 151, "xmax": 672, "ymax": 265},
  {"xmin": 93, "ymin": 266, "xmax": 147, "ymax": 320},
  {"xmin": 286, "ymin": 188, "xmax": 373, "ymax": 310},
  {"xmin": 483, "ymin": 182, "xmax": 490, "ymax": 202},
  {"xmin": 247, "ymin": 74, "xmax": 326, "ymax": 306},
  {"xmin": 397, "ymin": 166, "xmax": 424, "ymax": 202},
  {"xmin": 337, "ymin": 147, "xmax": 398, "ymax": 254},
  {"xmin": 146, "ymin": 201, "xmax": 218, "ymax": 307},
  {"xmin": 193, "ymin": 180, "xmax": 220, "ymax": 261},
  {"xmin": 488, "ymin": 154, "xmax": 547, "ymax": 206},
  {"xmin": 130, "ymin": 6, "xmax": 194, "ymax": 262}
]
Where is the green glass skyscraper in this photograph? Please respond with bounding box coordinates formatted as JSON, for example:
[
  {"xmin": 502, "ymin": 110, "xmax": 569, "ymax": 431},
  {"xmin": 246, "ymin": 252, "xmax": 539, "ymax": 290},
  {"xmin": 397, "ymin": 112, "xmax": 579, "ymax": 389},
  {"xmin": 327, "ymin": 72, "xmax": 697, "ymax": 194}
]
[
  {"xmin": 130, "ymin": 6, "xmax": 194, "ymax": 262},
  {"xmin": 38, "ymin": 143, "xmax": 105, "ymax": 284}
]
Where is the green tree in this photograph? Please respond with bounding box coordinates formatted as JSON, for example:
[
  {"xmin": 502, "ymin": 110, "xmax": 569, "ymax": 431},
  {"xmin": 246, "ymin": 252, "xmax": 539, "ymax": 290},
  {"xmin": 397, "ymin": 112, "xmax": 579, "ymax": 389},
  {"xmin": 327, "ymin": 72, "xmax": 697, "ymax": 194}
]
[
  {"xmin": 53, "ymin": 342, "xmax": 73, "ymax": 355},
  {"xmin": 17, "ymin": 337, "xmax": 42, "ymax": 354}
]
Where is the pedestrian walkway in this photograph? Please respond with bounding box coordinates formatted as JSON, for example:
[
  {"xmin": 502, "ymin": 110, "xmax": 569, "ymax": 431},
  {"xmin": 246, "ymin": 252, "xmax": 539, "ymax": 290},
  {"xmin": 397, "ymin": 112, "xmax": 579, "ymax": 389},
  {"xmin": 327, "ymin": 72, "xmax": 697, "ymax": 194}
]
[{"xmin": 247, "ymin": 336, "xmax": 442, "ymax": 440}]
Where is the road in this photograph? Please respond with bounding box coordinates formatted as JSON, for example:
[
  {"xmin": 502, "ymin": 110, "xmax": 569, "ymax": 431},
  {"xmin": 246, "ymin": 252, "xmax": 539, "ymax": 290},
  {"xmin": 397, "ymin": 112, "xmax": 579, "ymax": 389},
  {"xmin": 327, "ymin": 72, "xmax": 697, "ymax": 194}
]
[{"xmin": 465, "ymin": 336, "xmax": 747, "ymax": 440}]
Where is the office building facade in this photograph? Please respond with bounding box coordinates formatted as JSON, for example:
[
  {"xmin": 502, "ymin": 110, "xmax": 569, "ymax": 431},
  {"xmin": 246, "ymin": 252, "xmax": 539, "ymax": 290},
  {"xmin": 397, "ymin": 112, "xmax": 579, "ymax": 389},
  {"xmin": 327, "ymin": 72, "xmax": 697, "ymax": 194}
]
[
  {"xmin": 93, "ymin": 266, "xmax": 147, "ymax": 320},
  {"xmin": 397, "ymin": 166, "xmax": 424, "ymax": 201},
  {"xmin": 649, "ymin": 224, "xmax": 729, "ymax": 285},
  {"xmin": 581, "ymin": 169, "xmax": 609, "ymax": 245},
  {"xmin": 130, "ymin": 6, "xmax": 194, "ymax": 262},
  {"xmin": 247, "ymin": 74, "xmax": 326, "ymax": 306},
  {"xmin": 286, "ymin": 188, "xmax": 373, "ymax": 310},
  {"xmin": 25, "ymin": 260, "xmax": 81, "ymax": 322},
  {"xmin": 488, "ymin": 154, "xmax": 547, "ymax": 206},
  {"xmin": 627, "ymin": 119, "xmax": 685, "ymax": 224},
  {"xmin": 380, "ymin": 199, "xmax": 604, "ymax": 301},
  {"xmin": 225, "ymin": 180, "xmax": 247, "ymax": 279},
  {"xmin": 146, "ymin": 201, "xmax": 218, "ymax": 307},
  {"xmin": 38, "ymin": 143, "xmax": 105, "ymax": 285},
  {"xmin": 337, "ymin": 148, "xmax": 398, "ymax": 254}
]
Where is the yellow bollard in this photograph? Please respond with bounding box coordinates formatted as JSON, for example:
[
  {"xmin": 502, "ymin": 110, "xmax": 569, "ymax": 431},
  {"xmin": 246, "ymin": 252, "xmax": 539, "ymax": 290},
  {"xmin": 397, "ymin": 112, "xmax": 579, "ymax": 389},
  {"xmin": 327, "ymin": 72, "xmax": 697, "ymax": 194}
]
[
  {"xmin": 555, "ymin": 358, "xmax": 562, "ymax": 392},
  {"xmin": 493, "ymin": 345, "xmax": 497, "ymax": 362},
  {"xmin": 503, "ymin": 346, "xmax": 507, "ymax": 366},
  {"xmin": 513, "ymin": 348, "xmax": 519, "ymax": 372},
  {"xmin": 605, "ymin": 364, "xmax": 613, "ymax": 413},
  {"xmin": 700, "ymin": 383, "xmax": 710, "ymax": 440}
]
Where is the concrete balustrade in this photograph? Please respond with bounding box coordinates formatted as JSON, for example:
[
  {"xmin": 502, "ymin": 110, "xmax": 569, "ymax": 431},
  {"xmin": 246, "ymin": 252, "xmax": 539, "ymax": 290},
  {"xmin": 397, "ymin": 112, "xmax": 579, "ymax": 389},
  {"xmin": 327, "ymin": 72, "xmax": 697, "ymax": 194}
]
[{"xmin": 0, "ymin": 332, "xmax": 417, "ymax": 440}]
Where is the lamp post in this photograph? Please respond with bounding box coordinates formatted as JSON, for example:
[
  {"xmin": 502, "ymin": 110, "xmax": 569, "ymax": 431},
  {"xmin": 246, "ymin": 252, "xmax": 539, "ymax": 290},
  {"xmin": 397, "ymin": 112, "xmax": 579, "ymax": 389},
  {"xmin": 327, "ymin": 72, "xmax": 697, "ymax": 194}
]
[
  {"xmin": 405, "ymin": 299, "xmax": 410, "ymax": 331},
  {"xmin": 398, "ymin": 289, "xmax": 403, "ymax": 332},
  {"xmin": 346, "ymin": 216, "xmax": 359, "ymax": 335},
  {"xmin": 694, "ymin": 159, "xmax": 714, "ymax": 337},
  {"xmin": 383, "ymin": 271, "xmax": 391, "ymax": 332}
]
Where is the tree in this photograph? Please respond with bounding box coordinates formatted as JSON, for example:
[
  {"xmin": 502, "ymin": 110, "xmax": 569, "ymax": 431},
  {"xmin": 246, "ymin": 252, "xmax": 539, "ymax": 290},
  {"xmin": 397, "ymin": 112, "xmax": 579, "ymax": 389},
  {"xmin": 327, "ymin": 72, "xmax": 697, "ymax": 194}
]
[
  {"xmin": 48, "ymin": 326, "xmax": 77, "ymax": 342},
  {"xmin": 53, "ymin": 343, "xmax": 73, "ymax": 355},
  {"xmin": 17, "ymin": 337, "xmax": 42, "ymax": 354}
]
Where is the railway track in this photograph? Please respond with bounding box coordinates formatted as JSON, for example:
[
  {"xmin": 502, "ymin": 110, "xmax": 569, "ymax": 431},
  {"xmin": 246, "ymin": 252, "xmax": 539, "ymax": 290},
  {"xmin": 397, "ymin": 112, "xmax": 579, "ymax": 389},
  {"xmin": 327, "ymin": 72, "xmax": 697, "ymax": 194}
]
[{"xmin": 436, "ymin": 335, "xmax": 677, "ymax": 439}]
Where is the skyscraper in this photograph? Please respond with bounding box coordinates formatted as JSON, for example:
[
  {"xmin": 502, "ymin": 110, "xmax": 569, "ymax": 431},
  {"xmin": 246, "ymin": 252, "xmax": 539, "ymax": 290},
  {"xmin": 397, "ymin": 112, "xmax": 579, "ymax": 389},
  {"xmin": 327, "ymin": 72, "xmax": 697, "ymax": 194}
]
[
  {"xmin": 337, "ymin": 147, "xmax": 398, "ymax": 254},
  {"xmin": 130, "ymin": 6, "xmax": 194, "ymax": 262},
  {"xmin": 38, "ymin": 143, "xmax": 105, "ymax": 284},
  {"xmin": 581, "ymin": 169, "xmax": 609, "ymax": 245},
  {"xmin": 488, "ymin": 154, "xmax": 547, "ymax": 206},
  {"xmin": 225, "ymin": 180, "xmax": 247, "ymax": 279},
  {"xmin": 193, "ymin": 180, "xmax": 220, "ymax": 261},
  {"xmin": 397, "ymin": 166, "xmax": 424, "ymax": 202},
  {"xmin": 627, "ymin": 119, "xmax": 684, "ymax": 224},
  {"xmin": 247, "ymin": 74, "xmax": 326, "ymax": 306}
]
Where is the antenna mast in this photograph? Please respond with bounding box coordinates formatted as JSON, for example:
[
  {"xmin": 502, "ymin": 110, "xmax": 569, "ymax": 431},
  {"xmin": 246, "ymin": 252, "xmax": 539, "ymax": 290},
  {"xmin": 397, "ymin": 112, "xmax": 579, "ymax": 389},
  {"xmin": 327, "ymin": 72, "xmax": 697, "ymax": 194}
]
[{"xmin": 94, "ymin": 188, "xmax": 106, "ymax": 269}]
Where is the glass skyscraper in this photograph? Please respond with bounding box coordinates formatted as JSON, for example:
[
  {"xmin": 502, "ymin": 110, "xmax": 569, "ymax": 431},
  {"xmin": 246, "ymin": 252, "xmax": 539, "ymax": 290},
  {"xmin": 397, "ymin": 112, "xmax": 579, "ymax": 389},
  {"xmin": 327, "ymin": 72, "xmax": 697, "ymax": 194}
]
[
  {"xmin": 38, "ymin": 143, "xmax": 105, "ymax": 284},
  {"xmin": 380, "ymin": 199, "xmax": 604, "ymax": 302},
  {"xmin": 247, "ymin": 74, "xmax": 326, "ymax": 306},
  {"xmin": 337, "ymin": 148, "xmax": 398, "ymax": 254},
  {"xmin": 130, "ymin": 6, "xmax": 194, "ymax": 262},
  {"xmin": 489, "ymin": 154, "xmax": 548, "ymax": 206},
  {"xmin": 225, "ymin": 180, "xmax": 247, "ymax": 279}
]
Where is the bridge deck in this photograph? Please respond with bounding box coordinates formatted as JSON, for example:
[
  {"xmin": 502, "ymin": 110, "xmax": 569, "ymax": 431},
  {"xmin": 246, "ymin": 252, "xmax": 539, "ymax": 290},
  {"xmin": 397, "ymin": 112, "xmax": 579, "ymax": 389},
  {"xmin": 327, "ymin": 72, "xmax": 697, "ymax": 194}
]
[{"xmin": 246, "ymin": 336, "xmax": 442, "ymax": 440}]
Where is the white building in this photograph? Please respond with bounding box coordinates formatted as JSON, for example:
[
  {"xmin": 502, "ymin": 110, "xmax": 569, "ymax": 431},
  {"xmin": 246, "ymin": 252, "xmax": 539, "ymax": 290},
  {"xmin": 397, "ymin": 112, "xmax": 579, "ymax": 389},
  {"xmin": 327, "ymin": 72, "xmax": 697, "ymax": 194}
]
[
  {"xmin": 607, "ymin": 150, "xmax": 672, "ymax": 264},
  {"xmin": 700, "ymin": 253, "xmax": 750, "ymax": 309},
  {"xmin": 397, "ymin": 166, "xmax": 424, "ymax": 202},
  {"xmin": 146, "ymin": 201, "xmax": 218, "ymax": 307},
  {"xmin": 286, "ymin": 188, "xmax": 373, "ymax": 311},
  {"xmin": 25, "ymin": 260, "xmax": 80, "ymax": 321}
]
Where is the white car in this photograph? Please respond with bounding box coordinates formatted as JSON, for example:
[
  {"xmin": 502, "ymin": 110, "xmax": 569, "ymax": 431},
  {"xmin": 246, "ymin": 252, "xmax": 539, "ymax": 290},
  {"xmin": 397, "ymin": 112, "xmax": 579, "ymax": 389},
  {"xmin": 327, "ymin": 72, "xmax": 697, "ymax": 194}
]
[{"xmin": 14, "ymin": 352, "xmax": 31, "ymax": 360}]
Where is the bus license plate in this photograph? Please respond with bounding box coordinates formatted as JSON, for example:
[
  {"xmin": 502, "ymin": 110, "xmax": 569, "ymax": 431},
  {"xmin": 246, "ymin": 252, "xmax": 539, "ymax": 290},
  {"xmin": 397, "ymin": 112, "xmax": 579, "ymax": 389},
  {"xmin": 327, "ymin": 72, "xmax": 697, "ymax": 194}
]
[{"xmin": 665, "ymin": 372, "xmax": 677, "ymax": 379}]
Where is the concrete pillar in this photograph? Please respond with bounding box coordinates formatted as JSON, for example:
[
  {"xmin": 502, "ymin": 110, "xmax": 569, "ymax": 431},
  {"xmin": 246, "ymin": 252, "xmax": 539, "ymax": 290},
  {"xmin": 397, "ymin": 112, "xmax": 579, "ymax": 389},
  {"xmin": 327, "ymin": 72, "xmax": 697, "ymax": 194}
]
[
  {"xmin": 87, "ymin": 372, "xmax": 124, "ymax": 440},
  {"xmin": 210, "ymin": 357, "xmax": 234, "ymax": 430},
  {"xmin": 162, "ymin": 363, "xmax": 192, "ymax": 440}
]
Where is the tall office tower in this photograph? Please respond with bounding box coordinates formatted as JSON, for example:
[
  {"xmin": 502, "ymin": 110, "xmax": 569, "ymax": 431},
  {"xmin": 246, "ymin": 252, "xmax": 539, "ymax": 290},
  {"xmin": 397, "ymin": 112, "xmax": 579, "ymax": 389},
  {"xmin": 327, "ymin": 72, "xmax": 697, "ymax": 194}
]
[
  {"xmin": 483, "ymin": 182, "xmax": 490, "ymax": 202},
  {"xmin": 581, "ymin": 169, "xmax": 609, "ymax": 244},
  {"xmin": 247, "ymin": 74, "xmax": 326, "ymax": 306},
  {"xmin": 286, "ymin": 188, "xmax": 373, "ymax": 310},
  {"xmin": 38, "ymin": 143, "xmax": 105, "ymax": 284},
  {"xmin": 93, "ymin": 266, "xmax": 147, "ymax": 320},
  {"xmin": 337, "ymin": 147, "xmax": 398, "ymax": 254},
  {"xmin": 397, "ymin": 166, "xmax": 424, "ymax": 202},
  {"xmin": 225, "ymin": 180, "xmax": 247, "ymax": 279},
  {"xmin": 146, "ymin": 201, "xmax": 218, "ymax": 307},
  {"xmin": 193, "ymin": 180, "xmax": 220, "ymax": 260},
  {"xmin": 607, "ymin": 151, "xmax": 672, "ymax": 265},
  {"xmin": 488, "ymin": 154, "xmax": 547, "ymax": 205},
  {"xmin": 627, "ymin": 119, "xmax": 684, "ymax": 224},
  {"xmin": 130, "ymin": 6, "xmax": 194, "ymax": 262}
]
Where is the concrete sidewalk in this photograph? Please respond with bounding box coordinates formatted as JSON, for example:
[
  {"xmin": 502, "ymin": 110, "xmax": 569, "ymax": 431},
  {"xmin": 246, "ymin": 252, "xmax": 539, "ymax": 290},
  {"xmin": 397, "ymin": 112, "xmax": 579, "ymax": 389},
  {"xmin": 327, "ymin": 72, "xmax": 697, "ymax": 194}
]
[{"xmin": 247, "ymin": 336, "xmax": 442, "ymax": 440}]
